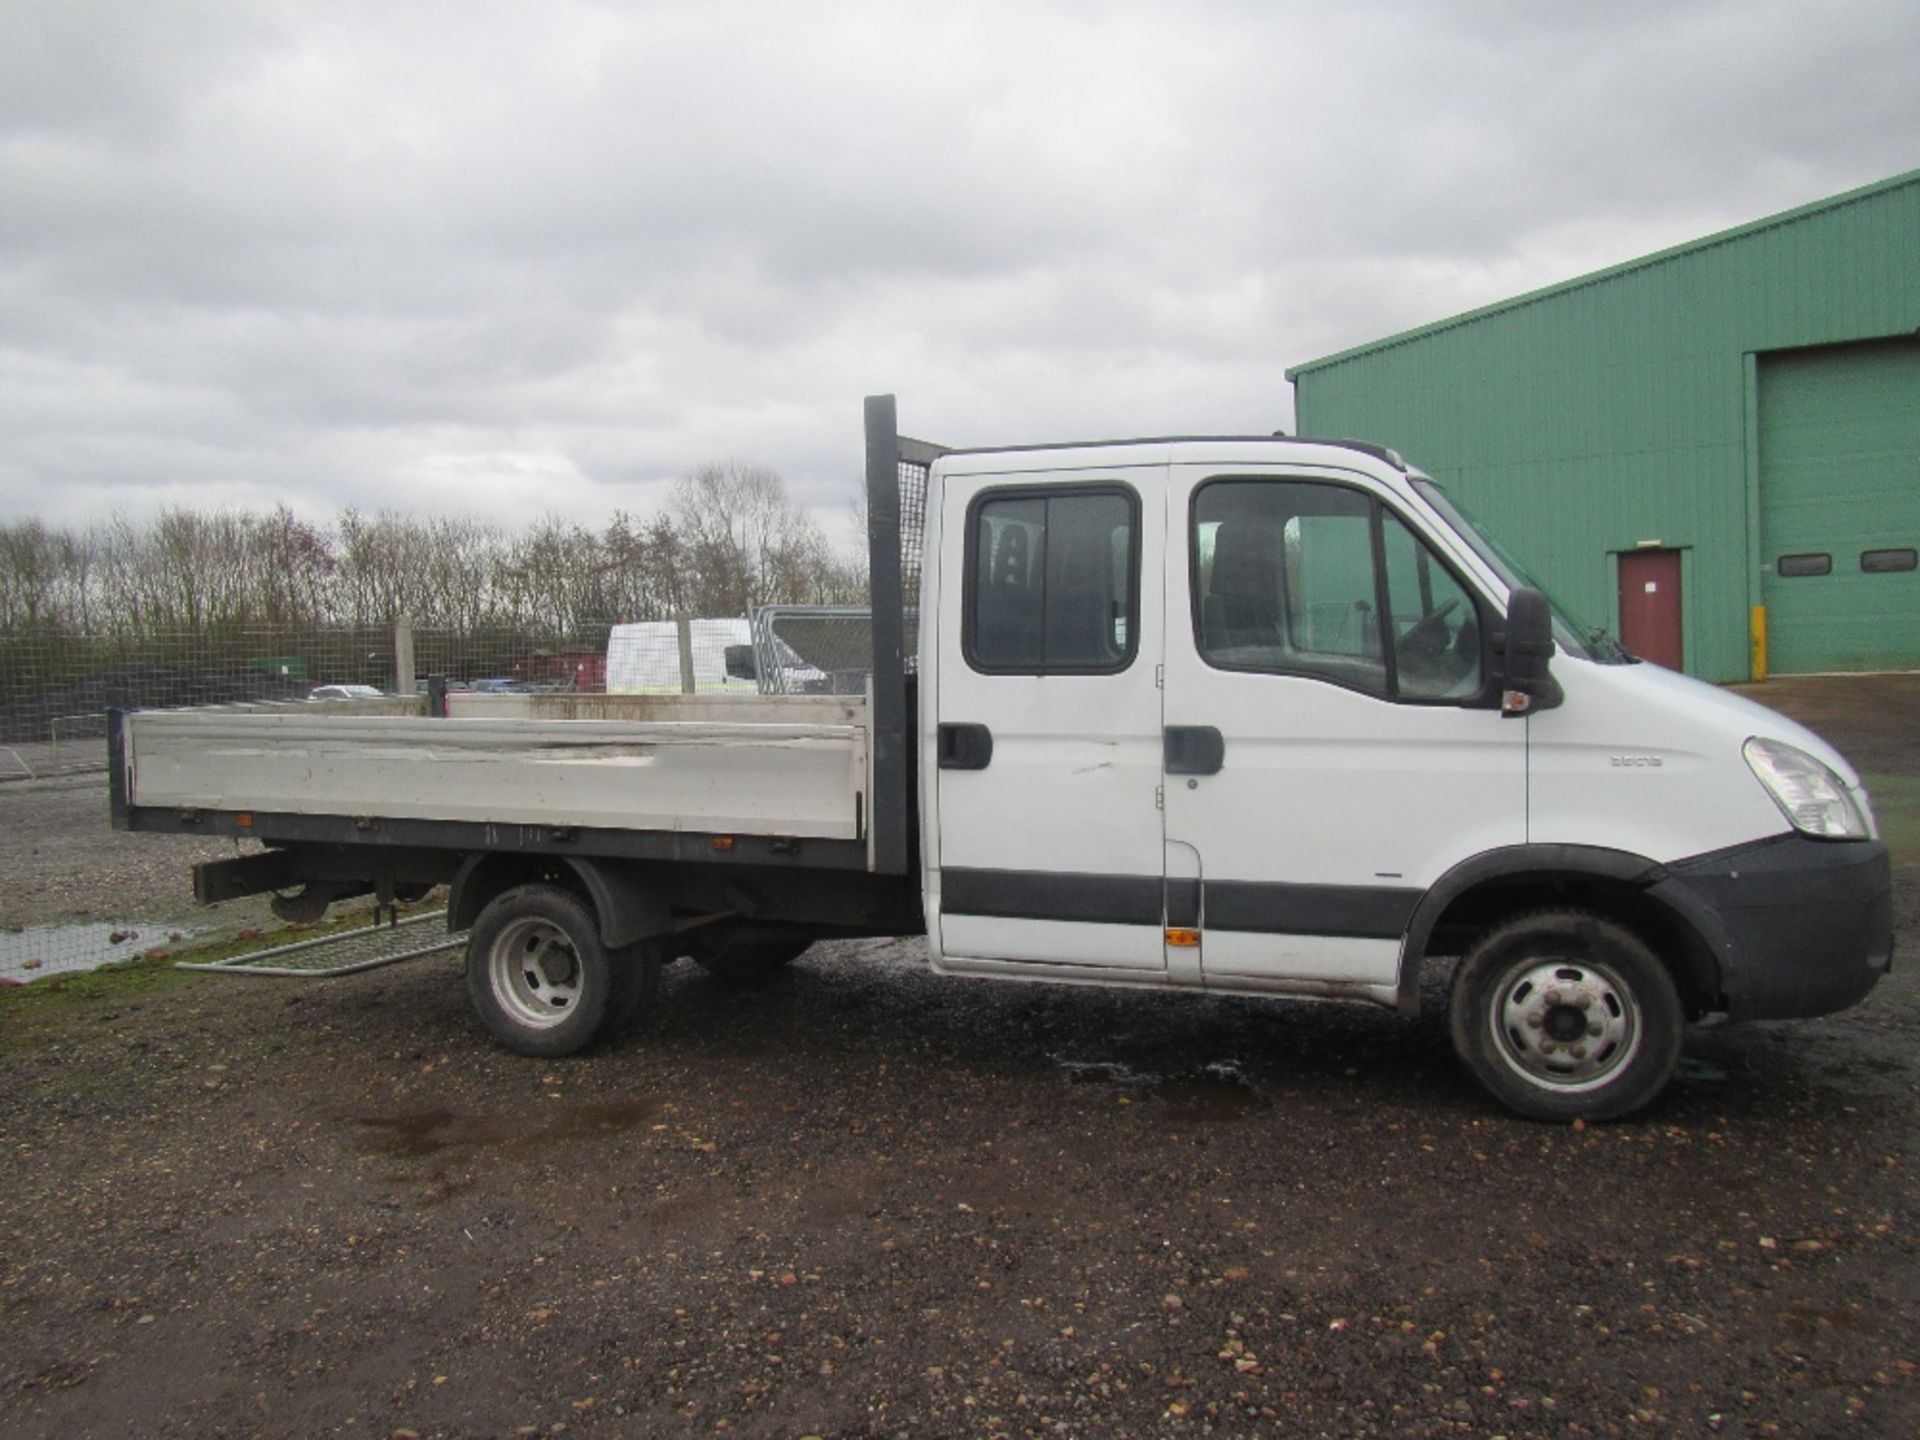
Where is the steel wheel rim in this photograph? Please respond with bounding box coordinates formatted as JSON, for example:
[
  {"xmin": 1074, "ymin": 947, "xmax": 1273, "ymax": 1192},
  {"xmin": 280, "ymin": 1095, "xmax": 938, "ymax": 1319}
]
[
  {"xmin": 1488, "ymin": 954, "xmax": 1641, "ymax": 1094},
  {"xmin": 487, "ymin": 916, "xmax": 583, "ymax": 1029}
]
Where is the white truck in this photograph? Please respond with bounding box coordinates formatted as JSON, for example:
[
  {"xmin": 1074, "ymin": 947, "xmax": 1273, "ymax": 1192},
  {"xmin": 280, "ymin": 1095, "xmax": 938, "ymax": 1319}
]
[{"xmin": 113, "ymin": 397, "xmax": 1893, "ymax": 1119}]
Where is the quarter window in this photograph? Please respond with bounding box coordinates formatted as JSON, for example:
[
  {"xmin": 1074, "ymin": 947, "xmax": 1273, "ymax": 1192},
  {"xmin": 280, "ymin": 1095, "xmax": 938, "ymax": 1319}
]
[{"xmin": 966, "ymin": 487, "xmax": 1138, "ymax": 673}]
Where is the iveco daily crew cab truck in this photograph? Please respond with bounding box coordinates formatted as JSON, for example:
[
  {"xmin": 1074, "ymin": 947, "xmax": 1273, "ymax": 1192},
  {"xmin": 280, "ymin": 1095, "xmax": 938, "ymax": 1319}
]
[{"xmin": 113, "ymin": 397, "xmax": 1893, "ymax": 1120}]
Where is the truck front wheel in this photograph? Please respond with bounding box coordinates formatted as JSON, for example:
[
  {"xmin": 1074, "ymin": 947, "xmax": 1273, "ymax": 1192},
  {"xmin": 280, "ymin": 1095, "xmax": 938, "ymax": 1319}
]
[
  {"xmin": 466, "ymin": 885, "xmax": 612, "ymax": 1057},
  {"xmin": 1447, "ymin": 909, "xmax": 1683, "ymax": 1122}
]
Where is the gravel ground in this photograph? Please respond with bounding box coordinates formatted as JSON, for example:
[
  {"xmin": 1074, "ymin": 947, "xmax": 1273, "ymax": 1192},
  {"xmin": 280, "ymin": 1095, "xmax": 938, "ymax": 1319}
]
[
  {"xmin": 1, "ymin": 676, "xmax": 1915, "ymax": 1438},
  {"xmin": 0, "ymin": 770, "xmax": 271, "ymax": 931}
]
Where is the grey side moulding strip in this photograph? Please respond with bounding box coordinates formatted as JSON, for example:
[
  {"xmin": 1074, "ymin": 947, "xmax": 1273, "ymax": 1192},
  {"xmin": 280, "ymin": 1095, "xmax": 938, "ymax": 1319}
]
[{"xmin": 939, "ymin": 867, "xmax": 1421, "ymax": 939}]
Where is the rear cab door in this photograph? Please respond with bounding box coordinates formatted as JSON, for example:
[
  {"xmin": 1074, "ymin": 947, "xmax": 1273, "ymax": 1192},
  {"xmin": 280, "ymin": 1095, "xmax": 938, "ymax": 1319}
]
[{"xmin": 925, "ymin": 450, "xmax": 1172, "ymax": 977}]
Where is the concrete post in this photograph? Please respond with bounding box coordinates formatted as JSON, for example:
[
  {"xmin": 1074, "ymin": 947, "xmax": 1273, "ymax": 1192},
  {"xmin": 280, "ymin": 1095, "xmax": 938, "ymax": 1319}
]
[
  {"xmin": 393, "ymin": 619, "xmax": 416, "ymax": 698},
  {"xmin": 676, "ymin": 615, "xmax": 696, "ymax": 694}
]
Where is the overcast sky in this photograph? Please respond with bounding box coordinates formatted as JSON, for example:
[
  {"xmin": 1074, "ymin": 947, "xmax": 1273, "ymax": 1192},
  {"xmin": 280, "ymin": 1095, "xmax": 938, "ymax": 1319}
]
[{"xmin": 2, "ymin": 0, "xmax": 1916, "ymax": 541}]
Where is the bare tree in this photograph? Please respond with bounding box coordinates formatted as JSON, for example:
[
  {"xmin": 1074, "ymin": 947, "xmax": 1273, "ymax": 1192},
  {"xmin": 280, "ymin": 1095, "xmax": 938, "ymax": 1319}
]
[
  {"xmin": 1, "ymin": 463, "xmax": 872, "ymax": 649},
  {"xmin": 667, "ymin": 462, "xmax": 833, "ymax": 615},
  {"xmin": 0, "ymin": 520, "xmax": 65, "ymax": 631}
]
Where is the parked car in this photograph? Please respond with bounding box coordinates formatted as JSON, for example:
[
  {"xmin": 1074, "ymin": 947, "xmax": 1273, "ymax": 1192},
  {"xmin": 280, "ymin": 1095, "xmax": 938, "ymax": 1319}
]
[{"xmin": 307, "ymin": 684, "xmax": 385, "ymax": 701}]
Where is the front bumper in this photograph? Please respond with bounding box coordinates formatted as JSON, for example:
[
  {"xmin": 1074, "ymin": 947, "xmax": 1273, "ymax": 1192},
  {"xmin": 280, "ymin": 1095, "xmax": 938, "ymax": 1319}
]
[{"xmin": 1652, "ymin": 835, "xmax": 1893, "ymax": 1020}]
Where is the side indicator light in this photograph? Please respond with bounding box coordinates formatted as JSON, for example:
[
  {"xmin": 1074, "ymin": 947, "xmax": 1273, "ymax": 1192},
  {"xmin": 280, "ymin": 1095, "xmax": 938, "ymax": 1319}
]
[{"xmin": 1165, "ymin": 927, "xmax": 1201, "ymax": 948}]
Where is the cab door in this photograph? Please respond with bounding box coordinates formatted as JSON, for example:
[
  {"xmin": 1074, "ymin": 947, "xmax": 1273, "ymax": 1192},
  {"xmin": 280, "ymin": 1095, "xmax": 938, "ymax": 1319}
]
[
  {"xmin": 930, "ymin": 464, "xmax": 1169, "ymax": 974},
  {"xmin": 1161, "ymin": 463, "xmax": 1525, "ymax": 992}
]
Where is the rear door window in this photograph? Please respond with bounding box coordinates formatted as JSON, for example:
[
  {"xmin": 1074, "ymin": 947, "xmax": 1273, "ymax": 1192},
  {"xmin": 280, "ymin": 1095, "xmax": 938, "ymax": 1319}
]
[{"xmin": 965, "ymin": 486, "xmax": 1139, "ymax": 673}]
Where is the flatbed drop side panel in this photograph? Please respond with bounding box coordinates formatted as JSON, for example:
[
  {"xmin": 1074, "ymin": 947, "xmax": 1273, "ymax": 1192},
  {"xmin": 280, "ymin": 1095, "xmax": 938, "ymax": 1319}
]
[{"xmin": 124, "ymin": 709, "xmax": 867, "ymax": 839}]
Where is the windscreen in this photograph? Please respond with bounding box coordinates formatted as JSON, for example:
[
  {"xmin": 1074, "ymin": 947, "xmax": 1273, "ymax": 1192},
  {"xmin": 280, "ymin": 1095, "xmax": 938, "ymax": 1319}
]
[{"xmin": 1411, "ymin": 478, "xmax": 1630, "ymax": 664}]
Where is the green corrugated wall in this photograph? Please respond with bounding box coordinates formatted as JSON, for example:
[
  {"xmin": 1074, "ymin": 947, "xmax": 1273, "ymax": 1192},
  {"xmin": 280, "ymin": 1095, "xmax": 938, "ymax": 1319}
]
[{"xmin": 1289, "ymin": 171, "xmax": 1920, "ymax": 681}]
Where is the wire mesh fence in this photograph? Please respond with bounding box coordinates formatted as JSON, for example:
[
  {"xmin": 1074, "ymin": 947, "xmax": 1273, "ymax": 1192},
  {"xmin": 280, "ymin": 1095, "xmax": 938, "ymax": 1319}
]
[
  {"xmin": 896, "ymin": 440, "xmax": 935, "ymax": 670},
  {"xmin": 752, "ymin": 607, "xmax": 873, "ymax": 694},
  {"xmin": 0, "ymin": 917, "xmax": 216, "ymax": 985},
  {"xmin": 0, "ymin": 614, "xmax": 853, "ymax": 780},
  {"xmin": 1, "ymin": 622, "xmax": 397, "ymax": 772}
]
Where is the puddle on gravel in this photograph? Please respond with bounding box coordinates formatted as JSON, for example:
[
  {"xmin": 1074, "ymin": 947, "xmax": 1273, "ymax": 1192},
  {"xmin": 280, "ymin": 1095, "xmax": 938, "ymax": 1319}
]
[
  {"xmin": 1058, "ymin": 1059, "xmax": 1155, "ymax": 1090},
  {"xmin": 1674, "ymin": 1057, "xmax": 1729, "ymax": 1083},
  {"xmin": 352, "ymin": 1098, "xmax": 657, "ymax": 1159},
  {"xmin": 0, "ymin": 920, "xmax": 211, "ymax": 984},
  {"xmin": 1057, "ymin": 1057, "xmax": 1270, "ymax": 1123},
  {"xmin": 1159, "ymin": 1063, "xmax": 1273, "ymax": 1123}
]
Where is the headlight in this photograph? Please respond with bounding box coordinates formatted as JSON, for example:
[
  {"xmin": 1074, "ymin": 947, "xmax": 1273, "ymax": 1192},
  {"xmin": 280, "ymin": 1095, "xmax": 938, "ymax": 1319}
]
[{"xmin": 1743, "ymin": 737, "xmax": 1869, "ymax": 840}]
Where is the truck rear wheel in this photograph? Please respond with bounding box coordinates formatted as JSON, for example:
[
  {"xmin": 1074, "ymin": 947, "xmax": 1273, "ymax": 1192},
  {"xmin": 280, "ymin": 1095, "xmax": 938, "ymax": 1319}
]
[
  {"xmin": 1447, "ymin": 909, "xmax": 1683, "ymax": 1122},
  {"xmin": 695, "ymin": 939, "xmax": 812, "ymax": 985},
  {"xmin": 466, "ymin": 885, "xmax": 612, "ymax": 1057}
]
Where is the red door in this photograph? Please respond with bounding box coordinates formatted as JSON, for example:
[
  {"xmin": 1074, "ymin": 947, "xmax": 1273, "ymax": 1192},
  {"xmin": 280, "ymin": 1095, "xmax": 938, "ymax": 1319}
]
[{"xmin": 1618, "ymin": 549, "xmax": 1683, "ymax": 670}]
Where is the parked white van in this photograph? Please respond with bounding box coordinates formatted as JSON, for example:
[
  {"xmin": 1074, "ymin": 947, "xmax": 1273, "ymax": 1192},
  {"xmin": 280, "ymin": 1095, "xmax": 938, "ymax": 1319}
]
[{"xmin": 604, "ymin": 619, "xmax": 760, "ymax": 694}]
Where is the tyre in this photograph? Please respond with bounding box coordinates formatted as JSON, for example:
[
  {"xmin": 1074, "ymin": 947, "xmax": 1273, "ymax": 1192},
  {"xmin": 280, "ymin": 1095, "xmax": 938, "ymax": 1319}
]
[
  {"xmin": 1447, "ymin": 909, "xmax": 1683, "ymax": 1122},
  {"xmin": 598, "ymin": 939, "xmax": 665, "ymax": 1040},
  {"xmin": 465, "ymin": 885, "xmax": 612, "ymax": 1057},
  {"xmin": 695, "ymin": 938, "xmax": 812, "ymax": 985}
]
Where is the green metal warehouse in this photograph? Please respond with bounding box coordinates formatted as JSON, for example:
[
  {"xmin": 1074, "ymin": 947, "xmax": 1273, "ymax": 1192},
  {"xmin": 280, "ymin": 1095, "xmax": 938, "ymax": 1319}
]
[{"xmin": 1287, "ymin": 169, "xmax": 1920, "ymax": 682}]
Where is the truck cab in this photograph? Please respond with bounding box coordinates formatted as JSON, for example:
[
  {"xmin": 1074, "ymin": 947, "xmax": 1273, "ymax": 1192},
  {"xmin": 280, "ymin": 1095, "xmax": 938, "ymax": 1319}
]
[{"xmin": 918, "ymin": 434, "xmax": 1891, "ymax": 1118}]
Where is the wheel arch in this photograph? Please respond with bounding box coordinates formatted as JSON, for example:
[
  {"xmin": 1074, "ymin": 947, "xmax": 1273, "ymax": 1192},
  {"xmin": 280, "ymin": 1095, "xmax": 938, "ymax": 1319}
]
[
  {"xmin": 450, "ymin": 854, "xmax": 672, "ymax": 950},
  {"xmin": 1397, "ymin": 845, "xmax": 1728, "ymax": 1019}
]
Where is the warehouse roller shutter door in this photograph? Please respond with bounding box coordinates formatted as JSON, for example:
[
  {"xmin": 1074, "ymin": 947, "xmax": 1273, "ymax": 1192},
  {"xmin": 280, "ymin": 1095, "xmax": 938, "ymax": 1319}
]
[{"xmin": 1758, "ymin": 338, "xmax": 1920, "ymax": 673}]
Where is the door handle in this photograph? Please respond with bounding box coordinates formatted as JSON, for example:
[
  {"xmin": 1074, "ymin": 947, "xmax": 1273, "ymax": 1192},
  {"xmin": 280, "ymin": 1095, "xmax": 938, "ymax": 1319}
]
[
  {"xmin": 937, "ymin": 721, "xmax": 994, "ymax": 770},
  {"xmin": 1164, "ymin": 725, "xmax": 1225, "ymax": 776}
]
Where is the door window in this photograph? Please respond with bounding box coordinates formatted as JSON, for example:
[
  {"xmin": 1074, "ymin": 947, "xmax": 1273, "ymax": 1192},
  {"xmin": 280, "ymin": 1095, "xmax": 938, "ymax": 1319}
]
[
  {"xmin": 1382, "ymin": 511, "xmax": 1483, "ymax": 699},
  {"xmin": 1192, "ymin": 479, "xmax": 1482, "ymax": 702},
  {"xmin": 965, "ymin": 486, "xmax": 1139, "ymax": 673}
]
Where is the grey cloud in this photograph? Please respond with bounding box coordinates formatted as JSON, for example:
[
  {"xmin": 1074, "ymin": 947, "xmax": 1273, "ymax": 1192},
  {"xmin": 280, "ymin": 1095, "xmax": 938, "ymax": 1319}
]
[{"xmin": 2, "ymin": 0, "xmax": 1917, "ymax": 533}]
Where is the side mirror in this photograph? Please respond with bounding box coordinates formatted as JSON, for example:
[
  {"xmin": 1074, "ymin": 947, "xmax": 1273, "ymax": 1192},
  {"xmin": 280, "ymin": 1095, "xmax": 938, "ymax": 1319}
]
[
  {"xmin": 723, "ymin": 644, "xmax": 758, "ymax": 682},
  {"xmin": 1501, "ymin": 587, "xmax": 1563, "ymax": 716}
]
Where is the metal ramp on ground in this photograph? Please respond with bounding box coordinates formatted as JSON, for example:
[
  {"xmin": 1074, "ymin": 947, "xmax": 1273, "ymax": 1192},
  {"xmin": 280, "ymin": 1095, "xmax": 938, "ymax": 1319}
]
[{"xmin": 176, "ymin": 909, "xmax": 467, "ymax": 978}]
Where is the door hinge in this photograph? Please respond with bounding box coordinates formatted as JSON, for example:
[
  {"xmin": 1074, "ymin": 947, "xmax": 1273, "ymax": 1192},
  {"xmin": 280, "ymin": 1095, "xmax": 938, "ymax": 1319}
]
[
  {"xmin": 1154, "ymin": 784, "xmax": 1164, "ymax": 810},
  {"xmin": 1155, "ymin": 664, "xmax": 1164, "ymax": 689}
]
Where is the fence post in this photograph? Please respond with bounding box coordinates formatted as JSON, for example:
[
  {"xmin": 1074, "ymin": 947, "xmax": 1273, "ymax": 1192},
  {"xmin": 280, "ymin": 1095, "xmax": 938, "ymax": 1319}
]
[
  {"xmin": 393, "ymin": 618, "xmax": 416, "ymax": 697},
  {"xmin": 675, "ymin": 615, "xmax": 696, "ymax": 694}
]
